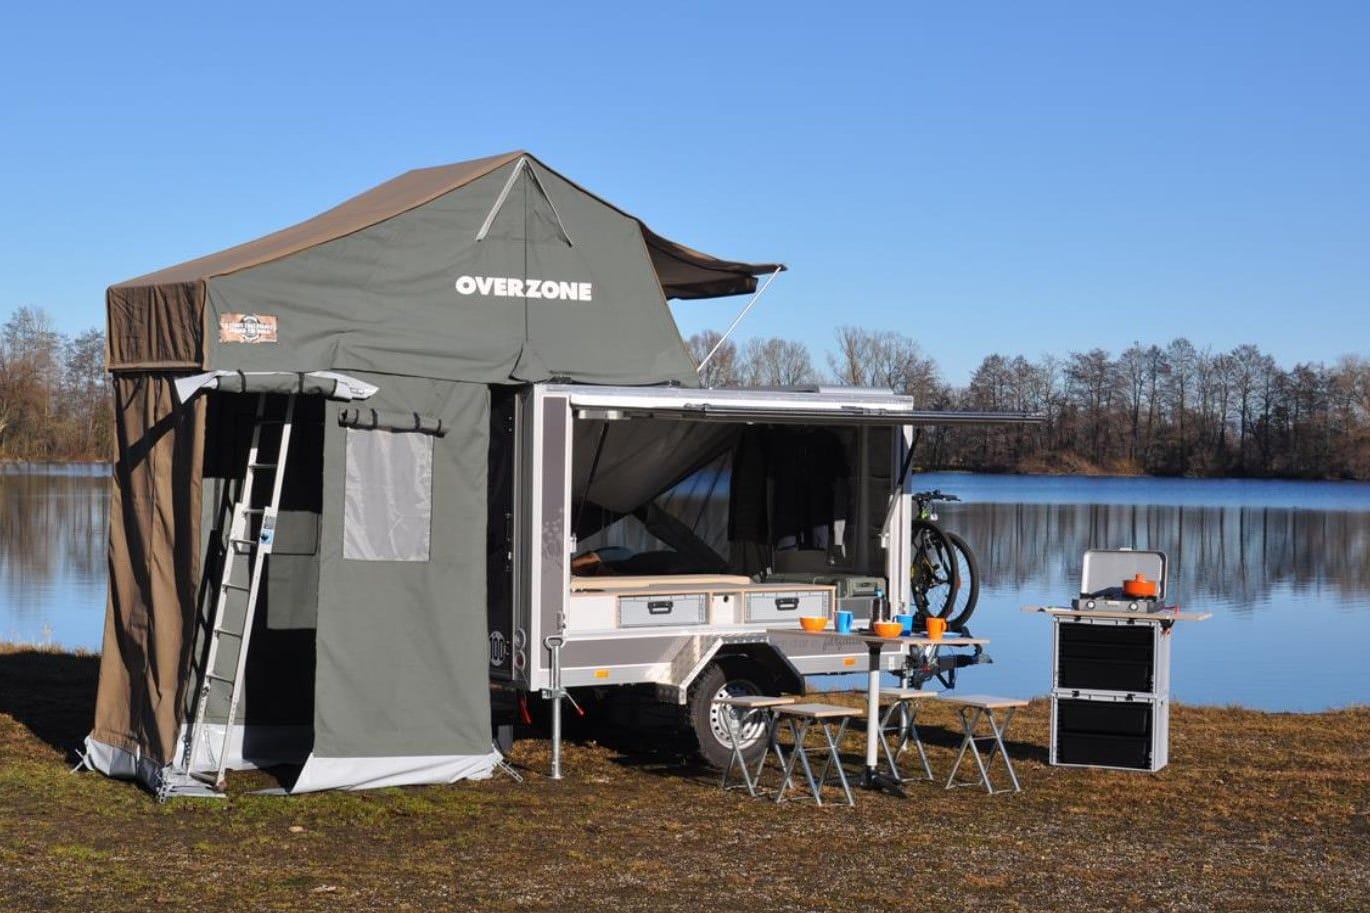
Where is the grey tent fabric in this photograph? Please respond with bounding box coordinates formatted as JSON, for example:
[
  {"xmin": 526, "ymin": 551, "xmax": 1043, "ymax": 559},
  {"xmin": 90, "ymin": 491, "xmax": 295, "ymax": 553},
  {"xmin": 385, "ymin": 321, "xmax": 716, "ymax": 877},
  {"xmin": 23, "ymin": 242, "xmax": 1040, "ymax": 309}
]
[
  {"xmin": 337, "ymin": 408, "xmax": 447, "ymax": 435},
  {"xmin": 295, "ymin": 375, "xmax": 495, "ymax": 790},
  {"xmin": 195, "ymin": 160, "xmax": 703, "ymax": 386}
]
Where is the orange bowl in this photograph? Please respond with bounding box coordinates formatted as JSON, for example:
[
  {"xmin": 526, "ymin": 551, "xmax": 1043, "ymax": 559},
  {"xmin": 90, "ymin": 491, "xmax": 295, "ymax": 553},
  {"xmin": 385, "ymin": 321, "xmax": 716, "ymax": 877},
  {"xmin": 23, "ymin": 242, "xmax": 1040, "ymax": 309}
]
[
  {"xmin": 871, "ymin": 620, "xmax": 903, "ymax": 638},
  {"xmin": 798, "ymin": 615, "xmax": 829, "ymax": 632}
]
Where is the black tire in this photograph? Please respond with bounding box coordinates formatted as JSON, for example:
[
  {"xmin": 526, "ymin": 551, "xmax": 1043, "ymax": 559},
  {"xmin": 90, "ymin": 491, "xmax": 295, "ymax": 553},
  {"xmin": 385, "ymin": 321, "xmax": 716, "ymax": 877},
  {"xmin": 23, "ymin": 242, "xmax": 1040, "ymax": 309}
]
[
  {"xmin": 942, "ymin": 530, "xmax": 980, "ymax": 631},
  {"xmin": 909, "ymin": 520, "xmax": 958, "ymax": 620},
  {"xmin": 687, "ymin": 659, "xmax": 776, "ymax": 770}
]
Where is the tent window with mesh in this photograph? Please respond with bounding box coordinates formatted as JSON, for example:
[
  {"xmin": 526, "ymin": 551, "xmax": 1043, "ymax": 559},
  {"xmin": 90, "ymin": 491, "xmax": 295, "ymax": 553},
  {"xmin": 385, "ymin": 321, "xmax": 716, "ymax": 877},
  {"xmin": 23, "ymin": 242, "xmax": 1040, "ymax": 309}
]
[{"xmin": 343, "ymin": 428, "xmax": 435, "ymax": 561}]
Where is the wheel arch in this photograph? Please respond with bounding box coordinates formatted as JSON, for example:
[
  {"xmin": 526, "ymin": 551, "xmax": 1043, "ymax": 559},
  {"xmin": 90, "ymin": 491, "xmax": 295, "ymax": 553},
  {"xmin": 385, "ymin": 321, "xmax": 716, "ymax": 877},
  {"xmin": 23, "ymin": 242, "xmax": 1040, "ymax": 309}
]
[{"xmin": 709, "ymin": 643, "xmax": 804, "ymax": 695}]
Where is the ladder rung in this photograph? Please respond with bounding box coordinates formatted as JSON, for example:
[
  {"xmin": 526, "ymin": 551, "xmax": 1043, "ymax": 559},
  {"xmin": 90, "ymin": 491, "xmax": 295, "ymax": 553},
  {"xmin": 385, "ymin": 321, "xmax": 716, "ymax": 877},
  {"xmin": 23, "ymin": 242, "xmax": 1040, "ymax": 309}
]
[
  {"xmin": 248, "ymin": 462, "xmax": 278, "ymax": 469},
  {"xmin": 212, "ymin": 626, "xmax": 243, "ymax": 638},
  {"xmin": 222, "ymin": 582, "xmax": 249, "ymax": 591},
  {"xmin": 240, "ymin": 508, "xmax": 264, "ymax": 515},
  {"xmin": 229, "ymin": 537, "xmax": 257, "ymax": 546},
  {"xmin": 205, "ymin": 672, "xmax": 235, "ymax": 683}
]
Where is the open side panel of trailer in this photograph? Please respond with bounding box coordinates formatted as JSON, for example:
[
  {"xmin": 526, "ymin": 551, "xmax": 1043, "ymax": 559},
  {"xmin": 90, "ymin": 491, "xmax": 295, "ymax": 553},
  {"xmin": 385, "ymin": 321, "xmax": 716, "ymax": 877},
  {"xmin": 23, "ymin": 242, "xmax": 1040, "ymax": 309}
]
[{"xmin": 489, "ymin": 383, "xmax": 1020, "ymax": 766}]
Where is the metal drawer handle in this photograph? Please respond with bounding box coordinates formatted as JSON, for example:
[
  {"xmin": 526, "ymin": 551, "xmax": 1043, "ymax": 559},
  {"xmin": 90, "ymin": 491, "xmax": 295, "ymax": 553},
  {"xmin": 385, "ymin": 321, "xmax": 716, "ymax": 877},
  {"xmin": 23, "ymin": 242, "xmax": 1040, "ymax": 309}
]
[
  {"xmin": 647, "ymin": 600, "xmax": 674, "ymax": 615},
  {"xmin": 774, "ymin": 597, "xmax": 799, "ymax": 611}
]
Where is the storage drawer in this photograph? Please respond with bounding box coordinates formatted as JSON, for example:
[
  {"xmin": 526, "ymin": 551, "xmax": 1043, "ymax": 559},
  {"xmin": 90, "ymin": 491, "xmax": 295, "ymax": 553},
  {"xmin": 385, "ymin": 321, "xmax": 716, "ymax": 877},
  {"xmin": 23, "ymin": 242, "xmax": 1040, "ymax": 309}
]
[
  {"xmin": 1051, "ymin": 693, "xmax": 1168, "ymax": 772},
  {"xmin": 1056, "ymin": 730, "xmax": 1153, "ymax": 770},
  {"xmin": 744, "ymin": 588, "xmax": 831, "ymax": 623},
  {"xmin": 618, "ymin": 593, "xmax": 706, "ymax": 627},
  {"xmin": 1056, "ymin": 622, "xmax": 1155, "ymax": 693},
  {"xmin": 1056, "ymin": 697, "xmax": 1152, "ymax": 736}
]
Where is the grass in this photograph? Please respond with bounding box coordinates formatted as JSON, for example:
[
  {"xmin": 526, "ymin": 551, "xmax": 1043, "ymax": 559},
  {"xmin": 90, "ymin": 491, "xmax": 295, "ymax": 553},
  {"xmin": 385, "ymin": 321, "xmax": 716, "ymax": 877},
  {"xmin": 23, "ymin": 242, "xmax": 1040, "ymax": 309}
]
[{"xmin": 1, "ymin": 644, "xmax": 1367, "ymax": 912}]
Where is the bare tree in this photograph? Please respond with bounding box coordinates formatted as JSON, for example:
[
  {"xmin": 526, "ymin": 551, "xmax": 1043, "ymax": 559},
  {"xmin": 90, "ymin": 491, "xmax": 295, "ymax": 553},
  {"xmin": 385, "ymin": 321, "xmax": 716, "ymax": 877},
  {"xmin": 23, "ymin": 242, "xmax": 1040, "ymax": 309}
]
[
  {"xmin": 687, "ymin": 330, "xmax": 742, "ymax": 388},
  {"xmin": 740, "ymin": 337, "xmax": 817, "ymax": 387},
  {"xmin": 64, "ymin": 328, "xmax": 112, "ymax": 459},
  {"xmin": 1065, "ymin": 348, "xmax": 1121, "ymax": 463},
  {"xmin": 826, "ymin": 326, "xmax": 941, "ymax": 405},
  {"xmin": 0, "ymin": 307, "xmax": 63, "ymax": 458}
]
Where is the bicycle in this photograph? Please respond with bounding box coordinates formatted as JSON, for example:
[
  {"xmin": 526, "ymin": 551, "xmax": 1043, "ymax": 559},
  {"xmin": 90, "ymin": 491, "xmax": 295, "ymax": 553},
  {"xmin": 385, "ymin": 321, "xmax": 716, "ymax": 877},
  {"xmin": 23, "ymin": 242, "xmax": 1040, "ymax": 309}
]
[{"xmin": 908, "ymin": 490, "xmax": 980, "ymax": 632}]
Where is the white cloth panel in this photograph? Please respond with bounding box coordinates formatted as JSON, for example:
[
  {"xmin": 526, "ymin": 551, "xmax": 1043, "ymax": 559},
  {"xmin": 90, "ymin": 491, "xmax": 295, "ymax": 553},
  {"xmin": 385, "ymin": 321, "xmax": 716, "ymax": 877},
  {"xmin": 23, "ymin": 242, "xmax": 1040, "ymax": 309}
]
[{"xmin": 290, "ymin": 751, "xmax": 500, "ymax": 793}]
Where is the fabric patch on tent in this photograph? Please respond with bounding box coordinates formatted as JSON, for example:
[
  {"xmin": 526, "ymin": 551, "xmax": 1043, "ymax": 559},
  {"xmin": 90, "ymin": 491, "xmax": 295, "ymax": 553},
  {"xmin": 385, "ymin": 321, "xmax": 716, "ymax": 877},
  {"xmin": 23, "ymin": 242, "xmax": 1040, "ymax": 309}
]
[
  {"xmin": 343, "ymin": 429, "xmax": 434, "ymax": 561},
  {"xmin": 219, "ymin": 313, "xmax": 278, "ymax": 343}
]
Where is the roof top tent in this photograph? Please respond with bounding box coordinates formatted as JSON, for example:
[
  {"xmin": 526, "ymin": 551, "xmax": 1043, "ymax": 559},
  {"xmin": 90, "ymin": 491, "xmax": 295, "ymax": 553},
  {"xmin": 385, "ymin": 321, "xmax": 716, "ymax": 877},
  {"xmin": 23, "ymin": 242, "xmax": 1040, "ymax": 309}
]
[{"xmin": 86, "ymin": 151, "xmax": 784, "ymax": 797}]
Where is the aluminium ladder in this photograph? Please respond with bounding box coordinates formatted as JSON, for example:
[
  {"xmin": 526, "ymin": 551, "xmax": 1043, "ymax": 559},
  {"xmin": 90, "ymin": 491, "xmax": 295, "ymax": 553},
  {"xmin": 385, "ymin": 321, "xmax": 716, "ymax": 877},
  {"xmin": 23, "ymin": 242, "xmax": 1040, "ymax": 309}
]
[{"xmin": 181, "ymin": 392, "xmax": 296, "ymax": 791}]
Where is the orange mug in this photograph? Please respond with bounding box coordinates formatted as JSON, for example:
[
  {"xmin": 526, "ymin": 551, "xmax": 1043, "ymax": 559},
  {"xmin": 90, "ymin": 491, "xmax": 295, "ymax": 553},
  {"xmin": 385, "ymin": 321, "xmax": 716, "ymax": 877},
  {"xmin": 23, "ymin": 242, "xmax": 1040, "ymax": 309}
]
[{"xmin": 925, "ymin": 617, "xmax": 947, "ymax": 641}]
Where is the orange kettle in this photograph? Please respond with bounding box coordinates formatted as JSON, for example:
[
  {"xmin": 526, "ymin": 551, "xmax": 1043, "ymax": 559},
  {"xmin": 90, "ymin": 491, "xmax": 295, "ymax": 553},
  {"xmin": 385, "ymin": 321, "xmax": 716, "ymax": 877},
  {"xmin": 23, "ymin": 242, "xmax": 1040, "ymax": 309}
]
[{"xmin": 1122, "ymin": 573, "xmax": 1158, "ymax": 598}]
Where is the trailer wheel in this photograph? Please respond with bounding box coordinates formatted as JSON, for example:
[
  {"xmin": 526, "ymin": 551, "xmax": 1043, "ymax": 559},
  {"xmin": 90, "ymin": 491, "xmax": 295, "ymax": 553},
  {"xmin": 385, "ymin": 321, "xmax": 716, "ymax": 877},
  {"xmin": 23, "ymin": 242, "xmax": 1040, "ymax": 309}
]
[{"xmin": 688, "ymin": 659, "xmax": 775, "ymax": 770}]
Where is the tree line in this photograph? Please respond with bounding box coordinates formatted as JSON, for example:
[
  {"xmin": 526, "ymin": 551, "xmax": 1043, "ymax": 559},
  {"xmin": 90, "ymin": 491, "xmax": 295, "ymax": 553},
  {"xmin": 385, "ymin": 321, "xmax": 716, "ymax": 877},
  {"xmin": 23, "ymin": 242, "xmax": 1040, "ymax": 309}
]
[
  {"xmin": 0, "ymin": 308, "xmax": 111, "ymax": 462},
  {"xmin": 690, "ymin": 327, "xmax": 1370, "ymax": 480},
  {"xmin": 2, "ymin": 305, "xmax": 1367, "ymax": 479}
]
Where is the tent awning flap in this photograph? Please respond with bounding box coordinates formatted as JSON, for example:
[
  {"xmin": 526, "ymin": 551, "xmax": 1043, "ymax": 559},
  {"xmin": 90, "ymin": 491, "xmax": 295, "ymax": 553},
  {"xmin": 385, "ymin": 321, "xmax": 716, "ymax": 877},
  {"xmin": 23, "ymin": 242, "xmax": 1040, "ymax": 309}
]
[{"xmin": 642, "ymin": 228, "xmax": 785, "ymax": 300}]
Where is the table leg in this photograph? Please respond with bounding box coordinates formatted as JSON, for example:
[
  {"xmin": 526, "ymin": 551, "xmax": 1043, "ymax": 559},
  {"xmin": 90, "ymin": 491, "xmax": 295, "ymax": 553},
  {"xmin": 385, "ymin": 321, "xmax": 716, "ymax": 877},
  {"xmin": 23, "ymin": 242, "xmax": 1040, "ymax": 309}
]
[{"xmin": 858, "ymin": 642, "xmax": 906, "ymax": 797}]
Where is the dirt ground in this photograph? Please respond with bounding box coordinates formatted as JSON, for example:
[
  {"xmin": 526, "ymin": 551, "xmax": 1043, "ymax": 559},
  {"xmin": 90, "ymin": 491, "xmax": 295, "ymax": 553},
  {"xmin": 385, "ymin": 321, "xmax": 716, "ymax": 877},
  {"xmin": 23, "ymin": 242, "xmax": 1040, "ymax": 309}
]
[{"xmin": 1, "ymin": 646, "xmax": 1367, "ymax": 912}]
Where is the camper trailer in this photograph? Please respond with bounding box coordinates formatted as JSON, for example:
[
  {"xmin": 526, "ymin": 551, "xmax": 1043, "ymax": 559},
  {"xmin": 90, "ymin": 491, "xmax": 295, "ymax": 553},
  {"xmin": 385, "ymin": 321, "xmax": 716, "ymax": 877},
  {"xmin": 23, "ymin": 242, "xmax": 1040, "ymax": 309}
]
[
  {"xmin": 84, "ymin": 151, "xmax": 1020, "ymax": 797},
  {"xmin": 493, "ymin": 383, "xmax": 1003, "ymax": 768}
]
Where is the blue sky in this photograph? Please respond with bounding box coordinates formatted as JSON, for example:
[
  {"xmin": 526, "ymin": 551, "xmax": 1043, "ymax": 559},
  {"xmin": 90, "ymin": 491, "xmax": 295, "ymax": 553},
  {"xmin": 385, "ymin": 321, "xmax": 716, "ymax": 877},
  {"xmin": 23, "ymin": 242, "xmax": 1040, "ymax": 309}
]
[{"xmin": 3, "ymin": 2, "xmax": 1367, "ymax": 384}]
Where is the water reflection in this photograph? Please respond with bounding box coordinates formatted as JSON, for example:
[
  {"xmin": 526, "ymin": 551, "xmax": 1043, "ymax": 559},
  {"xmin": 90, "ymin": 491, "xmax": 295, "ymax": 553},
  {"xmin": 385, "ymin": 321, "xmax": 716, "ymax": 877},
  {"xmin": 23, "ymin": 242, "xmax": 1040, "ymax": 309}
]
[
  {"xmin": 0, "ymin": 465, "xmax": 109, "ymax": 648},
  {"xmin": 958, "ymin": 502, "xmax": 1370, "ymax": 612}
]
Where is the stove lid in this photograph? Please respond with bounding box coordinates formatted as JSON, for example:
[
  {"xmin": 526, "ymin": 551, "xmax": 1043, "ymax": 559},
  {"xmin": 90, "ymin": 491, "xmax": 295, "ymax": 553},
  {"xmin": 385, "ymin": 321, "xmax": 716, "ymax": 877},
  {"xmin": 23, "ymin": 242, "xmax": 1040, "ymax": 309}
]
[{"xmin": 1079, "ymin": 548, "xmax": 1167, "ymax": 601}]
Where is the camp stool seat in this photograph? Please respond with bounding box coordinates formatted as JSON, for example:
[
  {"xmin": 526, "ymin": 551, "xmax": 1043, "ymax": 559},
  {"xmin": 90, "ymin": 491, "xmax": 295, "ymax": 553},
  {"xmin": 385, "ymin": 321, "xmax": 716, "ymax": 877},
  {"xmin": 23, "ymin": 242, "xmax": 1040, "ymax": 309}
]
[
  {"xmin": 877, "ymin": 689, "xmax": 939, "ymax": 784},
  {"xmin": 713, "ymin": 694, "xmax": 800, "ymax": 797},
  {"xmin": 772, "ymin": 703, "xmax": 862, "ymax": 806},
  {"xmin": 939, "ymin": 694, "xmax": 1030, "ymax": 795}
]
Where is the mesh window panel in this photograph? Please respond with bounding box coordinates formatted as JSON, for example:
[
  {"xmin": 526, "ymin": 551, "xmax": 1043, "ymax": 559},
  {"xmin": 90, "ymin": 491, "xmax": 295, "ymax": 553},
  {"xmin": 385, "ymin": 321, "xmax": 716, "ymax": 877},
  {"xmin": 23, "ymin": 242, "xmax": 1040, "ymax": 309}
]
[{"xmin": 343, "ymin": 428, "xmax": 434, "ymax": 561}]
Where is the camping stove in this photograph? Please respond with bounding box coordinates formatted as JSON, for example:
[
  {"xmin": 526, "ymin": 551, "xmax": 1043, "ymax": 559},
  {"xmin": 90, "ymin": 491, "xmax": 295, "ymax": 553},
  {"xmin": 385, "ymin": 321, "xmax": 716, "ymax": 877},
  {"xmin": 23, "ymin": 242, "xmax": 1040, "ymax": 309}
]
[
  {"xmin": 1069, "ymin": 549, "xmax": 1168, "ymax": 613},
  {"xmin": 1070, "ymin": 593, "xmax": 1160, "ymax": 613}
]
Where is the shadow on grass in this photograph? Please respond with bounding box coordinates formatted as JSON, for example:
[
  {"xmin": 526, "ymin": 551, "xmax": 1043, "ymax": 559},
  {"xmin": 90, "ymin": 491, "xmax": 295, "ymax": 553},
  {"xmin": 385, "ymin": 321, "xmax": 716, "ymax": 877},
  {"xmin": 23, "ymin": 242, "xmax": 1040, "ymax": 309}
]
[
  {"xmin": 0, "ymin": 649, "xmax": 99, "ymax": 757},
  {"xmin": 915, "ymin": 720, "xmax": 1050, "ymax": 766},
  {"xmin": 510, "ymin": 701, "xmax": 1049, "ymax": 788}
]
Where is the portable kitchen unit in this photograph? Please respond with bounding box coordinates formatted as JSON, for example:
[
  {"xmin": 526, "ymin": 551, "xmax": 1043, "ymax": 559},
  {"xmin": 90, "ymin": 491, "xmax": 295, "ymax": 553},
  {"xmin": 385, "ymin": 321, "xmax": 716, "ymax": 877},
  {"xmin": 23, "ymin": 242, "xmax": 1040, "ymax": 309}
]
[{"xmin": 1026, "ymin": 548, "xmax": 1209, "ymax": 773}]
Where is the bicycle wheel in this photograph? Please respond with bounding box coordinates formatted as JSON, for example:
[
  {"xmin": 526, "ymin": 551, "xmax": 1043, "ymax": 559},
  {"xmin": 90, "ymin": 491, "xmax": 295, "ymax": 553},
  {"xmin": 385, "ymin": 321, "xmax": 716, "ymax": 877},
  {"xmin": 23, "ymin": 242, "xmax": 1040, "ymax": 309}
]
[
  {"xmin": 942, "ymin": 530, "xmax": 980, "ymax": 631},
  {"xmin": 909, "ymin": 520, "xmax": 958, "ymax": 619}
]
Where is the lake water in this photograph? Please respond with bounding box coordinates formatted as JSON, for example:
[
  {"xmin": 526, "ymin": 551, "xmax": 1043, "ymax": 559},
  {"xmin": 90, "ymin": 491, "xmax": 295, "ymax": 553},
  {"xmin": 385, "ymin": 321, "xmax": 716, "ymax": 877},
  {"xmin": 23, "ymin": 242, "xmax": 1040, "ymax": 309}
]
[
  {"xmin": 913, "ymin": 472, "xmax": 1370, "ymax": 712},
  {"xmin": 2, "ymin": 465, "xmax": 1367, "ymax": 711}
]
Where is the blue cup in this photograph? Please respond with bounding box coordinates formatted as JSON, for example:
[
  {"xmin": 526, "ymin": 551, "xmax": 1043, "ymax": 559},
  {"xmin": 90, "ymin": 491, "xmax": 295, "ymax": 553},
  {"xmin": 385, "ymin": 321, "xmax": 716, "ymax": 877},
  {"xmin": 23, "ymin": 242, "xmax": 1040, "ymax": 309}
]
[
  {"xmin": 835, "ymin": 610, "xmax": 854, "ymax": 633},
  {"xmin": 893, "ymin": 613, "xmax": 914, "ymax": 635}
]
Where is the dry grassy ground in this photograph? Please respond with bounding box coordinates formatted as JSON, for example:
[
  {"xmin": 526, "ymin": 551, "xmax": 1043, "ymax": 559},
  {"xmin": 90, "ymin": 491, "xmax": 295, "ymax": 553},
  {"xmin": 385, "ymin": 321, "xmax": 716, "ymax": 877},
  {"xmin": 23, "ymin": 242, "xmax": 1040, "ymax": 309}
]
[{"xmin": 1, "ymin": 645, "xmax": 1366, "ymax": 912}]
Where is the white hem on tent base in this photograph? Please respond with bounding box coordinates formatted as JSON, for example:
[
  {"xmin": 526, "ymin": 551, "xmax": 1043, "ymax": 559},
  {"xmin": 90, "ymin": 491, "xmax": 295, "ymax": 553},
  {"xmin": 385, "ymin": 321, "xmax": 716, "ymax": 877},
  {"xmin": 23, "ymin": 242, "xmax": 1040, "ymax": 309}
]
[
  {"xmin": 290, "ymin": 751, "xmax": 501, "ymax": 793},
  {"xmin": 173, "ymin": 722, "xmax": 312, "ymax": 772}
]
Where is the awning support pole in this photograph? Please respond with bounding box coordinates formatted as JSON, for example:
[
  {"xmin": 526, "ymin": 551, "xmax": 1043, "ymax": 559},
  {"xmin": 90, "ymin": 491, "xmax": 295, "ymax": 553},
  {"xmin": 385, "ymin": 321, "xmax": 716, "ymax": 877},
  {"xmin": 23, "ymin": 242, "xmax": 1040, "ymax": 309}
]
[{"xmin": 695, "ymin": 269, "xmax": 783, "ymax": 377}]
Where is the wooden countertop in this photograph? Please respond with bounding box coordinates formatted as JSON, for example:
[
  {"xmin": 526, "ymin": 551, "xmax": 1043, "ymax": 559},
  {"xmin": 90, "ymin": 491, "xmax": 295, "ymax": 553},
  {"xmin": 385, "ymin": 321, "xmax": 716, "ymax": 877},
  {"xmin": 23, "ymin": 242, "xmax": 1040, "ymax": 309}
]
[{"xmin": 1021, "ymin": 605, "xmax": 1212, "ymax": 622}]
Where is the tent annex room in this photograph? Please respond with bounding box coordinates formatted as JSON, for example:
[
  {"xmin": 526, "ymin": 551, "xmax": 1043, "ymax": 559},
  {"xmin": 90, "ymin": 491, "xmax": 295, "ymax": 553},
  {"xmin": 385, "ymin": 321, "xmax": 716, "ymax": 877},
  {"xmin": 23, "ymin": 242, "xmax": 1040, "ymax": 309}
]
[{"xmin": 87, "ymin": 151, "xmax": 782, "ymax": 796}]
